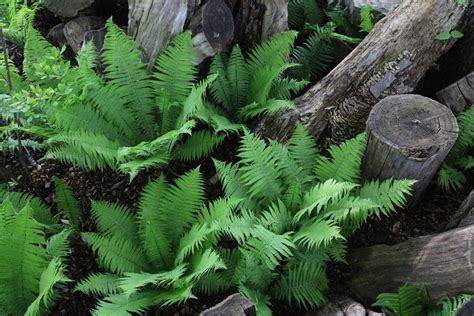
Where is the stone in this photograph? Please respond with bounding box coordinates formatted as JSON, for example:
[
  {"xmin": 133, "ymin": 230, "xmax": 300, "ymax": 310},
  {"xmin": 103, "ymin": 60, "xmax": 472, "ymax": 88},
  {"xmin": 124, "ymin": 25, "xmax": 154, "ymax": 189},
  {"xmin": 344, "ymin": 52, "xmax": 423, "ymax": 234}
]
[
  {"xmin": 42, "ymin": 0, "xmax": 95, "ymax": 18},
  {"xmin": 200, "ymin": 293, "xmax": 256, "ymax": 316},
  {"xmin": 46, "ymin": 23, "xmax": 67, "ymax": 47},
  {"xmin": 83, "ymin": 27, "xmax": 106, "ymax": 51}
]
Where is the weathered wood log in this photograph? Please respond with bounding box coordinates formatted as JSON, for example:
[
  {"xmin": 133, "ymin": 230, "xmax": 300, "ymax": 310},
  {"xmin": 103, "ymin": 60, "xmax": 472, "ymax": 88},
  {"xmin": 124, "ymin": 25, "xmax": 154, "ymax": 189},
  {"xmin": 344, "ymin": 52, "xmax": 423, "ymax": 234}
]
[
  {"xmin": 255, "ymin": 0, "xmax": 470, "ymax": 143},
  {"xmin": 128, "ymin": 0, "xmax": 288, "ymax": 70},
  {"xmin": 347, "ymin": 225, "xmax": 474, "ymax": 305},
  {"xmin": 200, "ymin": 293, "xmax": 256, "ymax": 316},
  {"xmin": 42, "ymin": 0, "xmax": 95, "ymax": 18},
  {"xmin": 361, "ymin": 94, "xmax": 459, "ymax": 205},
  {"xmin": 63, "ymin": 16, "xmax": 105, "ymax": 53},
  {"xmin": 436, "ymin": 72, "xmax": 474, "ymax": 115},
  {"xmin": 305, "ymin": 296, "xmax": 381, "ymax": 316},
  {"xmin": 446, "ymin": 191, "xmax": 474, "ymax": 230}
]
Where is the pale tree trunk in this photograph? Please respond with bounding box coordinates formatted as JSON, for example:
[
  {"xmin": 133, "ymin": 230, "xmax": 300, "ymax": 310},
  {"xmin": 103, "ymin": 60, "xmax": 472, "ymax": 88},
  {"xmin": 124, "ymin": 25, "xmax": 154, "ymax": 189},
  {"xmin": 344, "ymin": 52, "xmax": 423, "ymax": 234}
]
[
  {"xmin": 128, "ymin": 0, "xmax": 288, "ymax": 70},
  {"xmin": 255, "ymin": 0, "xmax": 471, "ymax": 143}
]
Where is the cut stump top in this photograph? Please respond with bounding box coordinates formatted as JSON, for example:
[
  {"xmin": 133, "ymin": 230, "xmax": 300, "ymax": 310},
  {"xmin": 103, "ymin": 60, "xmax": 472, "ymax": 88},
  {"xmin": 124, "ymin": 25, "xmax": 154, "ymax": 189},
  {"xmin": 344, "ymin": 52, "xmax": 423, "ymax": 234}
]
[{"xmin": 367, "ymin": 94, "xmax": 458, "ymax": 159}]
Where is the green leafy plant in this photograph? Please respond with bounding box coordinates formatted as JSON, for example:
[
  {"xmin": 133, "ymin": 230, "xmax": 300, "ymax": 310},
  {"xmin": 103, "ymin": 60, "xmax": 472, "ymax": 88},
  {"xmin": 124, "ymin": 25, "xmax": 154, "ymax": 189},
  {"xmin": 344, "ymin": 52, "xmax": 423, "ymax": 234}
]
[
  {"xmin": 437, "ymin": 106, "xmax": 474, "ymax": 191},
  {"xmin": 374, "ymin": 284, "xmax": 471, "ymax": 316},
  {"xmin": 359, "ymin": 4, "xmax": 374, "ymax": 33},
  {"xmin": 0, "ymin": 0, "xmax": 36, "ymax": 45},
  {"xmin": 0, "ymin": 179, "xmax": 80, "ymax": 315},
  {"xmin": 211, "ymin": 125, "xmax": 415, "ymax": 313},
  {"xmin": 435, "ymin": 30, "xmax": 464, "ymax": 41},
  {"xmin": 5, "ymin": 20, "xmax": 231, "ymax": 178},
  {"xmin": 76, "ymin": 168, "xmax": 239, "ymax": 315},
  {"xmin": 209, "ymin": 31, "xmax": 307, "ymax": 123}
]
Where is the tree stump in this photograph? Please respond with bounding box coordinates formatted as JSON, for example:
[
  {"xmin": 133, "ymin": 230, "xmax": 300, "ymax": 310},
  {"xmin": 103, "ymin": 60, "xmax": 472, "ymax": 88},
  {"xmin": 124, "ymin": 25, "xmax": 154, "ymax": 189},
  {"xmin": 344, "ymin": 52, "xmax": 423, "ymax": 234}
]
[
  {"xmin": 128, "ymin": 0, "xmax": 288, "ymax": 70},
  {"xmin": 255, "ymin": 0, "xmax": 470, "ymax": 144},
  {"xmin": 347, "ymin": 225, "xmax": 474, "ymax": 305},
  {"xmin": 361, "ymin": 95, "xmax": 458, "ymax": 205}
]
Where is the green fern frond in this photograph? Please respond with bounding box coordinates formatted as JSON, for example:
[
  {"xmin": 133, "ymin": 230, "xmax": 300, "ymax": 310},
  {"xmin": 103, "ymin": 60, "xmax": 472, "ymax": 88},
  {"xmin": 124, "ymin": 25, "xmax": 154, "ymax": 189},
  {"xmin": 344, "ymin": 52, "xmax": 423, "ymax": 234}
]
[
  {"xmin": 0, "ymin": 190, "xmax": 55, "ymax": 226},
  {"xmin": 102, "ymin": 19, "xmax": 155, "ymax": 139},
  {"xmin": 185, "ymin": 248, "xmax": 226, "ymax": 283},
  {"xmin": 287, "ymin": 123, "xmax": 320, "ymax": 180},
  {"xmin": 25, "ymin": 257, "xmax": 71, "ymax": 316},
  {"xmin": 321, "ymin": 196, "xmax": 378, "ymax": 228},
  {"xmin": 314, "ymin": 133, "xmax": 366, "ymax": 183},
  {"xmin": 274, "ymin": 262, "xmax": 328, "ymax": 309},
  {"xmin": 245, "ymin": 225, "xmax": 295, "ymax": 269},
  {"xmin": 195, "ymin": 272, "xmax": 232, "ymax": 295},
  {"xmin": 359, "ymin": 5, "xmax": 375, "ymax": 33},
  {"xmin": 224, "ymin": 209, "xmax": 258, "ymax": 245},
  {"xmin": 137, "ymin": 176, "xmax": 174, "ymax": 271},
  {"xmin": 155, "ymin": 284, "xmax": 197, "ymax": 307},
  {"xmin": 239, "ymin": 99, "xmax": 295, "ymax": 120},
  {"xmin": 54, "ymin": 177, "xmax": 80, "ymax": 227},
  {"xmin": 213, "ymin": 159, "xmax": 249, "ymax": 204},
  {"xmin": 176, "ymin": 223, "xmax": 213, "ymax": 264},
  {"xmin": 359, "ymin": 179, "xmax": 416, "ymax": 217},
  {"xmin": 373, "ymin": 284, "xmax": 430, "ymax": 316},
  {"xmin": 82, "ymin": 232, "xmax": 150, "ymax": 275},
  {"xmin": 269, "ymin": 77, "xmax": 309, "ymax": 100},
  {"xmin": 92, "ymin": 292, "xmax": 155, "ymax": 316},
  {"xmin": 437, "ymin": 164, "xmax": 466, "ymax": 192},
  {"xmin": 293, "ymin": 219, "xmax": 345, "ymax": 250},
  {"xmin": 283, "ymin": 181, "xmax": 303, "ymax": 213},
  {"xmin": 239, "ymin": 285, "xmax": 273, "ymax": 316},
  {"xmin": 75, "ymin": 273, "xmax": 121, "ymax": 296},
  {"xmin": 153, "ymin": 31, "xmax": 197, "ymax": 103},
  {"xmin": 90, "ymin": 201, "xmax": 138, "ymax": 245},
  {"xmin": 258, "ymin": 200, "xmax": 293, "ymax": 235},
  {"xmin": 429, "ymin": 295, "xmax": 472, "ymax": 316},
  {"xmin": 238, "ymin": 132, "xmax": 284, "ymax": 203},
  {"xmin": 46, "ymin": 229, "xmax": 72, "ymax": 260},
  {"xmin": 294, "ymin": 180, "xmax": 357, "ymax": 222},
  {"xmin": 174, "ymin": 130, "xmax": 225, "ymax": 162}
]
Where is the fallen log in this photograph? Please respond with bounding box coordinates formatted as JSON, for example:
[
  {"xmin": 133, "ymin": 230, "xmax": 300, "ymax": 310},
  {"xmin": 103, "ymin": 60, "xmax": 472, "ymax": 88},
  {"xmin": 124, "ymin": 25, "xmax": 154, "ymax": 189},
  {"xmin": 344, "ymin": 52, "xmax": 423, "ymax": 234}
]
[
  {"xmin": 446, "ymin": 191, "xmax": 474, "ymax": 230},
  {"xmin": 361, "ymin": 94, "xmax": 459, "ymax": 205},
  {"xmin": 436, "ymin": 72, "xmax": 474, "ymax": 115},
  {"xmin": 347, "ymin": 225, "xmax": 474, "ymax": 305},
  {"xmin": 256, "ymin": 0, "xmax": 470, "ymax": 143},
  {"xmin": 128, "ymin": 0, "xmax": 288, "ymax": 70}
]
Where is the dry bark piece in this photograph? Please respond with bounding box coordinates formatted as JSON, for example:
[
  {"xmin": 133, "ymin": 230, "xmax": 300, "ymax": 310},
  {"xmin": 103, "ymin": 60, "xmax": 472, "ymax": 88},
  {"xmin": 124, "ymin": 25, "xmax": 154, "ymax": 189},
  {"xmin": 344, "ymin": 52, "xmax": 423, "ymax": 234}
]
[
  {"xmin": 255, "ymin": 0, "xmax": 469, "ymax": 143},
  {"xmin": 42, "ymin": 0, "xmax": 95, "ymax": 18},
  {"xmin": 200, "ymin": 293, "xmax": 256, "ymax": 316},
  {"xmin": 361, "ymin": 94, "xmax": 459, "ymax": 205},
  {"xmin": 347, "ymin": 225, "xmax": 474, "ymax": 305},
  {"xmin": 436, "ymin": 71, "xmax": 474, "ymax": 115},
  {"xmin": 64, "ymin": 16, "xmax": 105, "ymax": 53}
]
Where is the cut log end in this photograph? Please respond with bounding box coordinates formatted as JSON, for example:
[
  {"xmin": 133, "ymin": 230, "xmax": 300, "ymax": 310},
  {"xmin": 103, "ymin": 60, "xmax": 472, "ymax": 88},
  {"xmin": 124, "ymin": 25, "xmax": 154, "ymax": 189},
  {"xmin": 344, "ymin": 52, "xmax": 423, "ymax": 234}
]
[{"xmin": 362, "ymin": 94, "xmax": 458, "ymax": 205}]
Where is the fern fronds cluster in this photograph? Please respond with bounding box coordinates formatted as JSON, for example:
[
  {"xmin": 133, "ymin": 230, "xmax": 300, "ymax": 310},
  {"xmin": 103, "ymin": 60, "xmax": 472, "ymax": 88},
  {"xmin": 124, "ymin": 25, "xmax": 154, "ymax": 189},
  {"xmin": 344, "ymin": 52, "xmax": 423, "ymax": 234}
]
[
  {"xmin": 211, "ymin": 125, "xmax": 415, "ymax": 313},
  {"xmin": 76, "ymin": 168, "xmax": 239, "ymax": 314},
  {"xmin": 0, "ymin": 179, "xmax": 80, "ymax": 315},
  {"xmin": 374, "ymin": 284, "xmax": 472, "ymax": 316},
  {"xmin": 437, "ymin": 105, "xmax": 474, "ymax": 191},
  {"xmin": 209, "ymin": 31, "xmax": 308, "ymax": 123}
]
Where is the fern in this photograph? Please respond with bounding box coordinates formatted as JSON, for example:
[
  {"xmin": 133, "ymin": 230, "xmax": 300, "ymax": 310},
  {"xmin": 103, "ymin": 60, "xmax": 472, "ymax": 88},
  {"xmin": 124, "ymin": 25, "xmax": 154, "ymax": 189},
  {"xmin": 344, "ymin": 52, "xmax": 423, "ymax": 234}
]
[
  {"xmin": 437, "ymin": 106, "xmax": 474, "ymax": 191},
  {"xmin": 359, "ymin": 5, "xmax": 375, "ymax": 33},
  {"xmin": 54, "ymin": 177, "xmax": 81, "ymax": 227}
]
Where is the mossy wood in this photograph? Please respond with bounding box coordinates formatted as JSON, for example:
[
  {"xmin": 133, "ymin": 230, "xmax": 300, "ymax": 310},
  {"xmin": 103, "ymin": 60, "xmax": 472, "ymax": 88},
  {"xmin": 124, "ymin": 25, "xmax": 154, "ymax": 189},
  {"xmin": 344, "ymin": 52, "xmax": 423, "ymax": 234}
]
[
  {"xmin": 361, "ymin": 95, "xmax": 458, "ymax": 205},
  {"xmin": 255, "ymin": 0, "xmax": 470, "ymax": 143}
]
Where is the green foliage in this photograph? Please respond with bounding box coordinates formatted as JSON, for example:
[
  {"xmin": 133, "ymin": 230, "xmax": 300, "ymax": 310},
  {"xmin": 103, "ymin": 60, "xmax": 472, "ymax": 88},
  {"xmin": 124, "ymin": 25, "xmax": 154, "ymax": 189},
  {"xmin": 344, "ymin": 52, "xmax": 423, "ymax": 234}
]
[
  {"xmin": 77, "ymin": 169, "xmax": 237, "ymax": 315},
  {"xmin": 0, "ymin": 201, "xmax": 71, "ymax": 315},
  {"xmin": 209, "ymin": 31, "xmax": 307, "ymax": 123},
  {"xmin": 10, "ymin": 20, "xmax": 226, "ymax": 178},
  {"xmin": 359, "ymin": 5, "xmax": 374, "ymax": 33},
  {"xmin": 374, "ymin": 284, "xmax": 471, "ymax": 316},
  {"xmin": 213, "ymin": 125, "xmax": 415, "ymax": 311},
  {"xmin": 437, "ymin": 106, "xmax": 474, "ymax": 191}
]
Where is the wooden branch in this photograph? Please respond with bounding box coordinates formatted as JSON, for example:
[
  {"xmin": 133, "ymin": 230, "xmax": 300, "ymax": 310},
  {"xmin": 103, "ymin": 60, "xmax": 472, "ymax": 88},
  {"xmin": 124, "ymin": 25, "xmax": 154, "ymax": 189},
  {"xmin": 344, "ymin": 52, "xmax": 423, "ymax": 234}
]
[
  {"xmin": 436, "ymin": 72, "xmax": 474, "ymax": 115},
  {"xmin": 347, "ymin": 225, "xmax": 474, "ymax": 305},
  {"xmin": 361, "ymin": 95, "xmax": 459, "ymax": 205},
  {"xmin": 256, "ymin": 0, "xmax": 470, "ymax": 143}
]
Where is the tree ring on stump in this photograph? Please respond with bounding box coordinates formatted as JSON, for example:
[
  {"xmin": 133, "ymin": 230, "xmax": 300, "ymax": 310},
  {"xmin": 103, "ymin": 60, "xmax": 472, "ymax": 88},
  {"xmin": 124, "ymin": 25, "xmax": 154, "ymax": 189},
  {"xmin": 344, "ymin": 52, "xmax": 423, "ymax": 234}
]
[{"xmin": 367, "ymin": 94, "xmax": 458, "ymax": 160}]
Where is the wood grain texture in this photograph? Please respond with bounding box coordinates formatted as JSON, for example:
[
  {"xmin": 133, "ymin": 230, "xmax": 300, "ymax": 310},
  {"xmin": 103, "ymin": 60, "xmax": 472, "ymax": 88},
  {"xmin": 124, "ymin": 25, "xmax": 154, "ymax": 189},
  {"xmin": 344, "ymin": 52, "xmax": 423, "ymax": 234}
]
[
  {"xmin": 128, "ymin": 0, "xmax": 288, "ymax": 69},
  {"xmin": 64, "ymin": 16, "xmax": 105, "ymax": 53},
  {"xmin": 361, "ymin": 95, "xmax": 458, "ymax": 205},
  {"xmin": 200, "ymin": 293, "xmax": 256, "ymax": 316},
  {"xmin": 347, "ymin": 225, "xmax": 474, "ymax": 305},
  {"xmin": 436, "ymin": 72, "xmax": 474, "ymax": 115},
  {"xmin": 255, "ymin": 0, "xmax": 470, "ymax": 143}
]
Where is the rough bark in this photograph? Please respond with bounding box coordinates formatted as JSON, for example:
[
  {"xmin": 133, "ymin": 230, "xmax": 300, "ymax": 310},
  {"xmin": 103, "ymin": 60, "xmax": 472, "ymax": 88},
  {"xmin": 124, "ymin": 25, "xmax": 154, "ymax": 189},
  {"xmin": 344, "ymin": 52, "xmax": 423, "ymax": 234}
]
[
  {"xmin": 42, "ymin": 0, "xmax": 95, "ymax": 18},
  {"xmin": 347, "ymin": 225, "xmax": 474, "ymax": 305},
  {"xmin": 200, "ymin": 293, "xmax": 256, "ymax": 316},
  {"xmin": 361, "ymin": 95, "xmax": 459, "ymax": 205},
  {"xmin": 63, "ymin": 16, "xmax": 105, "ymax": 53},
  {"xmin": 128, "ymin": 0, "xmax": 288, "ymax": 70},
  {"xmin": 436, "ymin": 72, "xmax": 474, "ymax": 115},
  {"xmin": 255, "ymin": 0, "xmax": 470, "ymax": 143}
]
